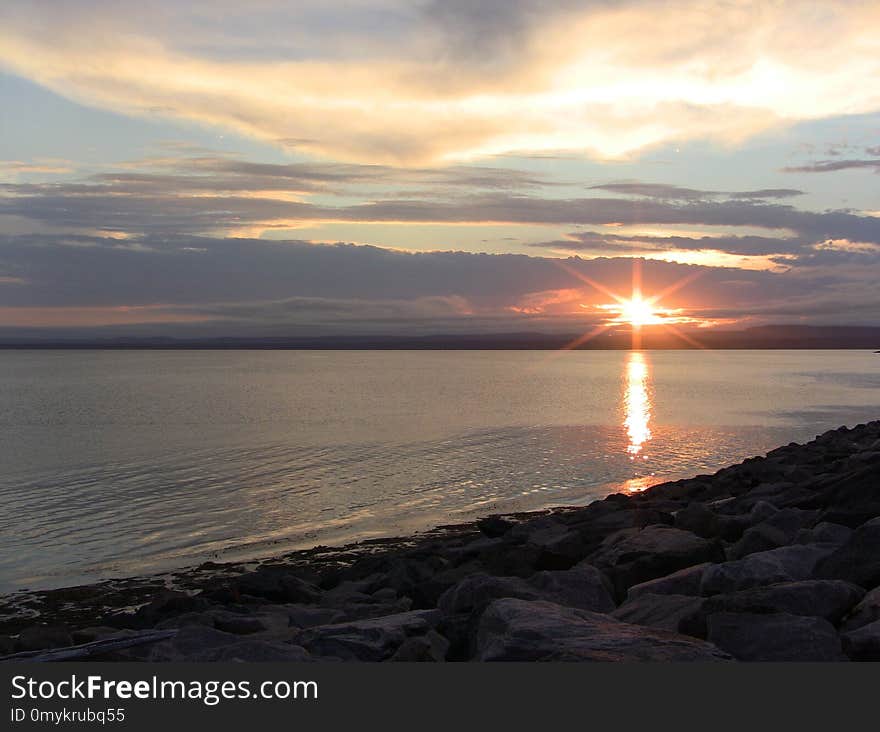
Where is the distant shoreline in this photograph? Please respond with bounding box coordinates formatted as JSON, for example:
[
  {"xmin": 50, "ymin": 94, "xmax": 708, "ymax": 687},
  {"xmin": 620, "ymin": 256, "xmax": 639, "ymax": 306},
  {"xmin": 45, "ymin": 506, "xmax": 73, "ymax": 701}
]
[{"xmin": 1, "ymin": 323, "xmax": 879, "ymax": 350}]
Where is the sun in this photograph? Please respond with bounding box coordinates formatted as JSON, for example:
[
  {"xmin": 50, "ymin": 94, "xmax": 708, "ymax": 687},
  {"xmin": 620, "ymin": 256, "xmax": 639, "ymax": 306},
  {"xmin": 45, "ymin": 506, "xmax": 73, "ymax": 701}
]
[{"xmin": 618, "ymin": 295, "xmax": 664, "ymax": 327}]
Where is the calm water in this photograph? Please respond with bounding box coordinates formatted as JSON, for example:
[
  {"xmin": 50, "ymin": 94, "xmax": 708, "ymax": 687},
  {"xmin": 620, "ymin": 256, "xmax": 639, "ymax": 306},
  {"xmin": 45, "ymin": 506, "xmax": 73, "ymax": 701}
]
[{"xmin": 1, "ymin": 349, "xmax": 879, "ymax": 593}]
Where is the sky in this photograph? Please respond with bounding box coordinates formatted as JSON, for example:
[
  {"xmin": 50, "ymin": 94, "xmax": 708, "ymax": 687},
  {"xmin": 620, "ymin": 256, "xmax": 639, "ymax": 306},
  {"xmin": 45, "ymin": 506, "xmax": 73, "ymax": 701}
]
[{"xmin": 1, "ymin": 0, "xmax": 879, "ymax": 339}]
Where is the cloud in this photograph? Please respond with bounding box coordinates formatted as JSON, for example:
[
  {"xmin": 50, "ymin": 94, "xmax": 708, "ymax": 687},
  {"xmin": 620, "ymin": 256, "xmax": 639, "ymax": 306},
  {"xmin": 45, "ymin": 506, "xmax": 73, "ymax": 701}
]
[
  {"xmin": 782, "ymin": 159, "xmax": 880, "ymax": 174},
  {"xmin": 3, "ymin": 175, "xmax": 878, "ymax": 249},
  {"xmin": 1, "ymin": 233, "xmax": 878, "ymax": 333},
  {"xmin": 589, "ymin": 182, "xmax": 804, "ymax": 201},
  {"xmin": 2, "ymin": 1, "xmax": 879, "ymax": 163}
]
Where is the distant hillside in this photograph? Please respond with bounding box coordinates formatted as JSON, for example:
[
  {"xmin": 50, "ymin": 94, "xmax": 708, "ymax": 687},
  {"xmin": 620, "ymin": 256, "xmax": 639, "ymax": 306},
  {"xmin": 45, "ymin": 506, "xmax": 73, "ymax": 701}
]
[{"xmin": 1, "ymin": 325, "xmax": 880, "ymax": 350}]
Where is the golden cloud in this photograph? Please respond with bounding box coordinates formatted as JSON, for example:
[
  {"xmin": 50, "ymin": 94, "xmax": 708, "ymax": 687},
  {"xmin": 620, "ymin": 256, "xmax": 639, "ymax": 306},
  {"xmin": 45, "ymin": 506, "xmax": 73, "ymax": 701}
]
[{"xmin": 1, "ymin": 1, "xmax": 879, "ymax": 164}]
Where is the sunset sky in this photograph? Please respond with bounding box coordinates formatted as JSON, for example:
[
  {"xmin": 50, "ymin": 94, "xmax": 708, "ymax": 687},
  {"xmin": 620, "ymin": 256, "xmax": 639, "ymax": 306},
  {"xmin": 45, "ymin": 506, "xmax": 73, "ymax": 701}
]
[{"xmin": 1, "ymin": 0, "xmax": 879, "ymax": 337}]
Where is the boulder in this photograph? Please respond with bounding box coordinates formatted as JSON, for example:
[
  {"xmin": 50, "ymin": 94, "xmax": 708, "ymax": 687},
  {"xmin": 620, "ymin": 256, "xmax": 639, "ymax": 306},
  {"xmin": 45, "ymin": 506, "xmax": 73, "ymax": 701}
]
[
  {"xmin": 626, "ymin": 563, "xmax": 711, "ymax": 599},
  {"xmin": 474, "ymin": 598, "xmax": 731, "ymax": 661},
  {"xmin": 14, "ymin": 625, "xmax": 73, "ymax": 653},
  {"xmin": 437, "ymin": 574, "xmax": 537, "ymax": 617},
  {"xmin": 701, "ymin": 545, "xmax": 833, "ymax": 596},
  {"xmin": 706, "ymin": 612, "xmax": 845, "ymax": 661},
  {"xmin": 588, "ymin": 525, "xmax": 723, "ymax": 597},
  {"xmin": 286, "ymin": 608, "xmax": 346, "ymax": 632},
  {"xmin": 192, "ymin": 640, "xmax": 313, "ymax": 662},
  {"xmin": 477, "ymin": 515, "xmax": 515, "ymax": 538},
  {"xmin": 528, "ymin": 565, "xmax": 616, "ymax": 613},
  {"xmin": 840, "ymin": 586, "xmax": 880, "ymax": 632},
  {"xmin": 815, "ymin": 517, "xmax": 880, "ymax": 588},
  {"xmin": 296, "ymin": 609, "xmax": 440, "ymax": 662},
  {"xmin": 795, "ymin": 522, "xmax": 852, "ymax": 547},
  {"xmin": 509, "ymin": 516, "xmax": 589, "ymax": 569},
  {"xmin": 146, "ymin": 626, "xmax": 240, "ymax": 661},
  {"xmin": 841, "ymin": 619, "xmax": 880, "ymax": 661},
  {"xmin": 212, "ymin": 613, "xmax": 267, "ymax": 635},
  {"xmin": 235, "ymin": 568, "xmax": 322, "ymax": 604},
  {"xmin": 681, "ymin": 580, "xmax": 864, "ymax": 637},
  {"xmin": 612, "ymin": 594, "xmax": 704, "ymax": 633},
  {"xmin": 438, "ymin": 566, "xmax": 615, "ymax": 618},
  {"xmin": 388, "ymin": 630, "xmax": 449, "ymax": 662},
  {"xmin": 728, "ymin": 508, "xmax": 819, "ymax": 559}
]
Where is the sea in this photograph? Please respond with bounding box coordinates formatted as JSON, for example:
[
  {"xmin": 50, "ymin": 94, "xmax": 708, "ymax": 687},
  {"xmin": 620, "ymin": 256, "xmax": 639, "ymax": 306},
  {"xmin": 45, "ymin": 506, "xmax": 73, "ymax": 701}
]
[{"xmin": 1, "ymin": 348, "xmax": 879, "ymax": 593}]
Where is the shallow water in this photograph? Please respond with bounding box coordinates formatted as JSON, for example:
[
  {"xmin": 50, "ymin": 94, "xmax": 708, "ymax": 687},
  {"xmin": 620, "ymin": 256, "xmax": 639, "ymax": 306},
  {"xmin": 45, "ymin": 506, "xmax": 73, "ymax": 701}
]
[{"xmin": 1, "ymin": 349, "xmax": 878, "ymax": 593}]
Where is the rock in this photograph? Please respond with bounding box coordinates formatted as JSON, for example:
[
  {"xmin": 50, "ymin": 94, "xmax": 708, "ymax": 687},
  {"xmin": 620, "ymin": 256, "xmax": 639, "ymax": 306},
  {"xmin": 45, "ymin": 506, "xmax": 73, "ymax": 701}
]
[
  {"xmin": 438, "ymin": 566, "xmax": 615, "ymax": 617},
  {"xmin": 510, "ymin": 516, "xmax": 588, "ymax": 569},
  {"xmin": 728, "ymin": 508, "xmax": 819, "ymax": 559},
  {"xmin": 71, "ymin": 626, "xmax": 130, "ymax": 644},
  {"xmin": 474, "ymin": 598, "xmax": 731, "ymax": 661},
  {"xmin": 727, "ymin": 523, "xmax": 788, "ymax": 560},
  {"xmin": 134, "ymin": 591, "xmax": 210, "ymax": 625},
  {"xmin": 706, "ymin": 612, "xmax": 845, "ymax": 661},
  {"xmin": 284, "ymin": 605, "xmax": 342, "ymax": 628},
  {"xmin": 235, "ymin": 568, "xmax": 322, "ymax": 604},
  {"xmin": 840, "ymin": 586, "xmax": 880, "ymax": 631},
  {"xmin": 528, "ymin": 565, "xmax": 616, "ymax": 613},
  {"xmin": 795, "ymin": 522, "xmax": 852, "ymax": 547},
  {"xmin": 0, "ymin": 635, "xmax": 15, "ymax": 655},
  {"xmin": 841, "ymin": 619, "xmax": 880, "ymax": 661},
  {"xmin": 626, "ymin": 563, "xmax": 711, "ymax": 599},
  {"xmin": 477, "ymin": 516, "xmax": 515, "ymax": 538},
  {"xmin": 674, "ymin": 503, "xmax": 719, "ymax": 538},
  {"xmin": 815, "ymin": 517, "xmax": 880, "ymax": 588},
  {"xmin": 297, "ymin": 609, "xmax": 440, "ymax": 662},
  {"xmin": 192, "ymin": 640, "xmax": 313, "ymax": 662},
  {"xmin": 146, "ymin": 626, "xmax": 240, "ymax": 661},
  {"xmin": 388, "ymin": 630, "xmax": 449, "ymax": 662},
  {"xmin": 154, "ymin": 612, "xmax": 216, "ymax": 630},
  {"xmin": 701, "ymin": 545, "xmax": 834, "ymax": 596},
  {"xmin": 437, "ymin": 574, "xmax": 536, "ymax": 617},
  {"xmin": 612, "ymin": 594, "xmax": 704, "ymax": 633},
  {"xmin": 681, "ymin": 580, "xmax": 864, "ymax": 637},
  {"xmin": 15, "ymin": 625, "xmax": 73, "ymax": 652},
  {"xmin": 334, "ymin": 598, "xmax": 413, "ymax": 621},
  {"xmin": 212, "ymin": 613, "xmax": 267, "ymax": 635},
  {"xmin": 749, "ymin": 501, "xmax": 779, "ymax": 523},
  {"xmin": 478, "ymin": 542, "xmax": 542, "ymax": 578},
  {"xmin": 588, "ymin": 525, "xmax": 723, "ymax": 597}
]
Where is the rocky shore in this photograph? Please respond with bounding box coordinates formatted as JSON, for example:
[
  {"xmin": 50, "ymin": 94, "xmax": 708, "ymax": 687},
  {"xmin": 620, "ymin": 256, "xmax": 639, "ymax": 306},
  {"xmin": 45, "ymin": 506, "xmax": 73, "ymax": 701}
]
[{"xmin": 4, "ymin": 420, "xmax": 880, "ymax": 662}]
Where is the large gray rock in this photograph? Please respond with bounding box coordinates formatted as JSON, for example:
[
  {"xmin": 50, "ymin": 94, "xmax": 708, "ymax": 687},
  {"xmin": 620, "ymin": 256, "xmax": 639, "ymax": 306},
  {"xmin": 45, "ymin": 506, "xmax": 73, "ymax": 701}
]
[
  {"xmin": 437, "ymin": 574, "xmax": 537, "ymax": 617},
  {"xmin": 509, "ymin": 516, "xmax": 589, "ymax": 568},
  {"xmin": 612, "ymin": 594, "xmax": 704, "ymax": 633},
  {"xmin": 701, "ymin": 545, "xmax": 833, "ymax": 596},
  {"xmin": 192, "ymin": 640, "xmax": 313, "ymax": 662},
  {"xmin": 795, "ymin": 522, "xmax": 852, "ymax": 547},
  {"xmin": 388, "ymin": 630, "xmax": 449, "ymax": 662},
  {"xmin": 841, "ymin": 619, "xmax": 880, "ymax": 661},
  {"xmin": 681, "ymin": 580, "xmax": 864, "ymax": 637},
  {"xmin": 728, "ymin": 508, "xmax": 820, "ymax": 560},
  {"xmin": 296, "ymin": 609, "xmax": 440, "ymax": 661},
  {"xmin": 626, "ymin": 563, "xmax": 711, "ymax": 599},
  {"xmin": 14, "ymin": 626, "xmax": 73, "ymax": 653},
  {"xmin": 437, "ymin": 566, "xmax": 615, "ymax": 617},
  {"xmin": 528, "ymin": 565, "xmax": 616, "ymax": 613},
  {"xmin": 146, "ymin": 626, "xmax": 240, "ymax": 661},
  {"xmin": 235, "ymin": 568, "xmax": 322, "ymax": 604},
  {"xmin": 706, "ymin": 612, "xmax": 846, "ymax": 661},
  {"xmin": 815, "ymin": 517, "xmax": 880, "ymax": 588},
  {"xmin": 475, "ymin": 598, "xmax": 731, "ymax": 661},
  {"xmin": 588, "ymin": 525, "xmax": 723, "ymax": 596},
  {"xmin": 841, "ymin": 586, "xmax": 880, "ymax": 631},
  {"xmin": 286, "ymin": 604, "xmax": 344, "ymax": 629}
]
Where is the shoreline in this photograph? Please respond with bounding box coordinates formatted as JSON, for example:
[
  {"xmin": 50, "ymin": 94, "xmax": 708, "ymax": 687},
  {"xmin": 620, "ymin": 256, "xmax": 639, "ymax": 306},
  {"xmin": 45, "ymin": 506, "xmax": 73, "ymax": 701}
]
[{"xmin": 3, "ymin": 419, "xmax": 880, "ymax": 661}]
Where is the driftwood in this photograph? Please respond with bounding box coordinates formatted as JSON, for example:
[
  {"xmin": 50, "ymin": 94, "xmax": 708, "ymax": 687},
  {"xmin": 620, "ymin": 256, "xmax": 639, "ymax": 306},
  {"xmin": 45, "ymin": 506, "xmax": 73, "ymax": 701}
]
[{"xmin": 0, "ymin": 629, "xmax": 178, "ymax": 662}]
